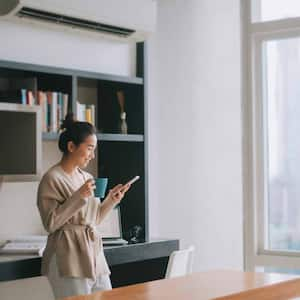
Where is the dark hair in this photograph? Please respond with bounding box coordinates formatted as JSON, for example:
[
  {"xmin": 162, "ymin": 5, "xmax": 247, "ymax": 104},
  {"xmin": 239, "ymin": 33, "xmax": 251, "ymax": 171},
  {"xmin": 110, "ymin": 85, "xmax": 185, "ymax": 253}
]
[{"xmin": 58, "ymin": 113, "xmax": 96, "ymax": 154}]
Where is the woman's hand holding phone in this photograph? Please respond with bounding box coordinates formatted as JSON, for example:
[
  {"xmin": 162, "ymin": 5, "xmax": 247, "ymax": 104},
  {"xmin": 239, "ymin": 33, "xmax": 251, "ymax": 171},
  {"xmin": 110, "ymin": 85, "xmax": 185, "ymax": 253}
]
[
  {"xmin": 108, "ymin": 176, "xmax": 140, "ymax": 204},
  {"xmin": 108, "ymin": 184, "xmax": 130, "ymax": 204}
]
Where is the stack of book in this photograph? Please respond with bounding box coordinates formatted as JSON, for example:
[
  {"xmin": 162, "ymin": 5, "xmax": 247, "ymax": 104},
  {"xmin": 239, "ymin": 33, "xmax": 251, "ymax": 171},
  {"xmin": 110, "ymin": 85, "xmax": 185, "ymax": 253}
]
[
  {"xmin": 0, "ymin": 235, "xmax": 47, "ymax": 256},
  {"xmin": 0, "ymin": 77, "xmax": 70, "ymax": 133},
  {"xmin": 0, "ymin": 88, "xmax": 69, "ymax": 132},
  {"xmin": 37, "ymin": 91, "xmax": 69, "ymax": 133},
  {"xmin": 76, "ymin": 101, "xmax": 96, "ymax": 126}
]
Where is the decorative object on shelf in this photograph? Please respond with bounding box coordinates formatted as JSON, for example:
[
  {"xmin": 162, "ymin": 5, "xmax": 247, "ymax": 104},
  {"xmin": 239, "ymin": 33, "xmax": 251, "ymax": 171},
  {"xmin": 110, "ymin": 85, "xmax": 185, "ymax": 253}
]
[
  {"xmin": 119, "ymin": 111, "xmax": 128, "ymax": 134},
  {"xmin": 125, "ymin": 225, "xmax": 144, "ymax": 244},
  {"xmin": 117, "ymin": 90, "xmax": 128, "ymax": 134}
]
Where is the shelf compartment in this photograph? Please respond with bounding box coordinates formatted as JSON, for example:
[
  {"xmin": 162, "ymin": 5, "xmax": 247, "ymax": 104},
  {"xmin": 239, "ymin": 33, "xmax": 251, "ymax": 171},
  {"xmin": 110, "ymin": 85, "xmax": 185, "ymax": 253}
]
[
  {"xmin": 77, "ymin": 77, "xmax": 144, "ymax": 135},
  {"xmin": 97, "ymin": 81, "xmax": 144, "ymax": 135},
  {"xmin": 98, "ymin": 141, "xmax": 145, "ymax": 242}
]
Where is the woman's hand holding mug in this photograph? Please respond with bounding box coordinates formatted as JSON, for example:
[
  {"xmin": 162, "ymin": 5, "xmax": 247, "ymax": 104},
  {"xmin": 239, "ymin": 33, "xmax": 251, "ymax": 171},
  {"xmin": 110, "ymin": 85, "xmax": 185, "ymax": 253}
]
[{"xmin": 79, "ymin": 179, "xmax": 96, "ymax": 199}]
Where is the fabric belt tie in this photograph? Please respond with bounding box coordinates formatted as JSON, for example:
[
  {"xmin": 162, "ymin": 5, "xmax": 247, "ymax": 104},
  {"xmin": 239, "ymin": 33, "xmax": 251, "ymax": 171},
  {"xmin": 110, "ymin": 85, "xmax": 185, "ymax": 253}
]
[{"xmin": 61, "ymin": 224, "xmax": 97, "ymax": 242}]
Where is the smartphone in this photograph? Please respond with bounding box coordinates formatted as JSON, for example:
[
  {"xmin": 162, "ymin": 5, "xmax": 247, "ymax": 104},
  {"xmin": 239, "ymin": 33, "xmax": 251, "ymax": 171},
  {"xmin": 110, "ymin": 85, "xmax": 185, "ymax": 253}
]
[{"xmin": 125, "ymin": 176, "xmax": 140, "ymax": 186}]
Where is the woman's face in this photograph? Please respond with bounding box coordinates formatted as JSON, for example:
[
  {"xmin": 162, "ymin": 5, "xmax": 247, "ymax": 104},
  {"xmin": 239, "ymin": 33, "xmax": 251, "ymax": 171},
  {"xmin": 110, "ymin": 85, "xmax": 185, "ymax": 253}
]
[{"xmin": 68, "ymin": 134, "xmax": 97, "ymax": 168}]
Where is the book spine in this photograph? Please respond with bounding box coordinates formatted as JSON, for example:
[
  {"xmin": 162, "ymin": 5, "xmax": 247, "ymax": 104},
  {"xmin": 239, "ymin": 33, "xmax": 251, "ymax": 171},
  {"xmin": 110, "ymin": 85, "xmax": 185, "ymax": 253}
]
[
  {"xmin": 43, "ymin": 92, "xmax": 48, "ymax": 133},
  {"xmin": 63, "ymin": 94, "xmax": 69, "ymax": 119},
  {"xmin": 46, "ymin": 92, "xmax": 52, "ymax": 132},
  {"xmin": 91, "ymin": 104, "xmax": 95, "ymax": 126},
  {"xmin": 21, "ymin": 89, "xmax": 27, "ymax": 105},
  {"xmin": 51, "ymin": 92, "xmax": 58, "ymax": 132},
  {"xmin": 76, "ymin": 101, "xmax": 85, "ymax": 122},
  {"xmin": 27, "ymin": 91, "xmax": 34, "ymax": 105},
  {"xmin": 86, "ymin": 106, "xmax": 92, "ymax": 124},
  {"xmin": 58, "ymin": 92, "xmax": 63, "ymax": 130}
]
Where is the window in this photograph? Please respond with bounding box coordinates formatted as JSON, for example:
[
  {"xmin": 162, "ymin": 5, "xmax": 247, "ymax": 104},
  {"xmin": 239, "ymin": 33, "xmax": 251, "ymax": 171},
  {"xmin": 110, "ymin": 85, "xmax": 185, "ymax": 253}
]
[
  {"xmin": 244, "ymin": 0, "xmax": 300, "ymax": 271},
  {"xmin": 252, "ymin": 0, "xmax": 300, "ymax": 22},
  {"xmin": 264, "ymin": 38, "xmax": 300, "ymax": 252}
]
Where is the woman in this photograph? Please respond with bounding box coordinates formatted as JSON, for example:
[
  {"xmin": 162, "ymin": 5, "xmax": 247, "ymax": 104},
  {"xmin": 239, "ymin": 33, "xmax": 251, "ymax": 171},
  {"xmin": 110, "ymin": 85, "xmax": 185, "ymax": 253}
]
[{"xmin": 37, "ymin": 114, "xmax": 130, "ymax": 298}]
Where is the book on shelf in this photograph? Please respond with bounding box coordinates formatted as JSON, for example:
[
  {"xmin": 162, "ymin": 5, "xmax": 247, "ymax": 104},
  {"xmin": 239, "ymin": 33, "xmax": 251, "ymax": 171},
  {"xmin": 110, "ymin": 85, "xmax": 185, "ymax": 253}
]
[
  {"xmin": 76, "ymin": 101, "xmax": 95, "ymax": 126},
  {"xmin": 37, "ymin": 91, "xmax": 48, "ymax": 132},
  {"xmin": 27, "ymin": 90, "xmax": 35, "ymax": 105},
  {"xmin": 48, "ymin": 91, "xmax": 58, "ymax": 132}
]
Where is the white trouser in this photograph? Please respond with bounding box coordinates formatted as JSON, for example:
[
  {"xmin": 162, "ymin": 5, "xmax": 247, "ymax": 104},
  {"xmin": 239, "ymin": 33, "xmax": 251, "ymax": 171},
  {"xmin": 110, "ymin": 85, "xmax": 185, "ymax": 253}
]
[{"xmin": 47, "ymin": 254, "xmax": 112, "ymax": 299}]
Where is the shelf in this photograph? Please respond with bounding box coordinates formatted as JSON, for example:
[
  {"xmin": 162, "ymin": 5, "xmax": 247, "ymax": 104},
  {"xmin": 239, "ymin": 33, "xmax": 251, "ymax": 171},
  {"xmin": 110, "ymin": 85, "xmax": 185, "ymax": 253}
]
[
  {"xmin": 0, "ymin": 60, "xmax": 143, "ymax": 85},
  {"xmin": 97, "ymin": 133, "xmax": 144, "ymax": 142},
  {"xmin": 42, "ymin": 133, "xmax": 144, "ymax": 142},
  {"xmin": 42, "ymin": 132, "xmax": 59, "ymax": 140},
  {"xmin": 1, "ymin": 43, "xmax": 148, "ymax": 243}
]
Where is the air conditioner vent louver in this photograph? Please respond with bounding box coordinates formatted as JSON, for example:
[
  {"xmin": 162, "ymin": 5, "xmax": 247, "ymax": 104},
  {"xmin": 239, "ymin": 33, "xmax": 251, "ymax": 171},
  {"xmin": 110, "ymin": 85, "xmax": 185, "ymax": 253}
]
[{"xmin": 17, "ymin": 7, "xmax": 135, "ymax": 37}]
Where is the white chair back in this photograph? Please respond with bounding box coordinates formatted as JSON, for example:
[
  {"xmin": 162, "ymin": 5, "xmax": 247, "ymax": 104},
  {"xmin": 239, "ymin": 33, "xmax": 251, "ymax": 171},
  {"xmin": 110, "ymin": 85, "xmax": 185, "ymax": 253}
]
[
  {"xmin": 0, "ymin": 276, "xmax": 54, "ymax": 300},
  {"xmin": 165, "ymin": 245, "xmax": 195, "ymax": 279}
]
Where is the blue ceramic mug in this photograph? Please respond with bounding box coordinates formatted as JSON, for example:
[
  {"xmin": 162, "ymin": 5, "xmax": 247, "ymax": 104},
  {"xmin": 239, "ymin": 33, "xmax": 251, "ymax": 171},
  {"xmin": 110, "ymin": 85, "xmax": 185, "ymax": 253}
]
[{"xmin": 94, "ymin": 178, "xmax": 108, "ymax": 198}]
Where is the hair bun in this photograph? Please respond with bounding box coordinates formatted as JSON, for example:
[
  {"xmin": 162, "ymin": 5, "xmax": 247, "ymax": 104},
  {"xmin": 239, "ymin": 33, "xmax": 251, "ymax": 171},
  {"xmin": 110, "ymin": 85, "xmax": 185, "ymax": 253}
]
[{"xmin": 61, "ymin": 113, "xmax": 75, "ymax": 130}]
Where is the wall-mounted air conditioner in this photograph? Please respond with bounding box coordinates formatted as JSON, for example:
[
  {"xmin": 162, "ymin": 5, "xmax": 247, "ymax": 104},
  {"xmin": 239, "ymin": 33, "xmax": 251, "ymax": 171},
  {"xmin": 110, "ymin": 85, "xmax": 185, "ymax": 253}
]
[{"xmin": 0, "ymin": 0, "xmax": 157, "ymax": 41}]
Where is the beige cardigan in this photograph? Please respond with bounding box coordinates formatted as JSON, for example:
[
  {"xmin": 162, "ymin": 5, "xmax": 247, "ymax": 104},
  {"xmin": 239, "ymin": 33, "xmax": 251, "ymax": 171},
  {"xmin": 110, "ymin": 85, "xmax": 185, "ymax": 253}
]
[{"xmin": 37, "ymin": 164, "xmax": 116, "ymax": 279}]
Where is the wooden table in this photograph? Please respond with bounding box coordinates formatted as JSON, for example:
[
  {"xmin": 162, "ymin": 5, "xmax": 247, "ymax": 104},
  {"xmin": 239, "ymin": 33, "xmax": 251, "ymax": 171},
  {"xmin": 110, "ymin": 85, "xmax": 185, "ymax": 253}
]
[{"xmin": 62, "ymin": 270, "xmax": 300, "ymax": 300}]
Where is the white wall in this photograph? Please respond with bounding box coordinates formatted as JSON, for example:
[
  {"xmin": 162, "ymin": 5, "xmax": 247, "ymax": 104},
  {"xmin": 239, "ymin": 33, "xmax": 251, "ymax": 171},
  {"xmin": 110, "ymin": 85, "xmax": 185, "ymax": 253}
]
[
  {"xmin": 147, "ymin": 0, "xmax": 243, "ymax": 271},
  {"xmin": 0, "ymin": 1, "xmax": 244, "ymax": 273},
  {"xmin": 0, "ymin": 19, "xmax": 135, "ymax": 240},
  {"xmin": 0, "ymin": 20, "xmax": 135, "ymax": 75}
]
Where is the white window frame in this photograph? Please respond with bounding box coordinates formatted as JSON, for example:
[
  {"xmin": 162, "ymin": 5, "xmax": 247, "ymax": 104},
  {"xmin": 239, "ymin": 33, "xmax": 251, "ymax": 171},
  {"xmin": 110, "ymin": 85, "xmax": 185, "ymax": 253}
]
[{"xmin": 242, "ymin": 0, "xmax": 300, "ymax": 271}]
